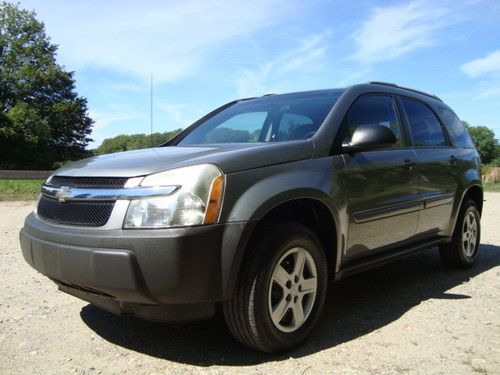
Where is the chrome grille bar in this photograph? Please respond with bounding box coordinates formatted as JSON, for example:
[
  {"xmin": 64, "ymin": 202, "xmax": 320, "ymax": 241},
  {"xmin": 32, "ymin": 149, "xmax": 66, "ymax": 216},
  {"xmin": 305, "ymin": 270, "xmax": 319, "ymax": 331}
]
[{"xmin": 41, "ymin": 185, "xmax": 180, "ymax": 202}]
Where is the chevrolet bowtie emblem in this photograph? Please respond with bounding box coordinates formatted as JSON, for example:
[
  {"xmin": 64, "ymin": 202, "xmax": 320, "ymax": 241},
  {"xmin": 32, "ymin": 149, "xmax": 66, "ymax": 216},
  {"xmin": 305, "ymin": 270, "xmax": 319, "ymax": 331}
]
[{"xmin": 56, "ymin": 186, "xmax": 71, "ymax": 203}]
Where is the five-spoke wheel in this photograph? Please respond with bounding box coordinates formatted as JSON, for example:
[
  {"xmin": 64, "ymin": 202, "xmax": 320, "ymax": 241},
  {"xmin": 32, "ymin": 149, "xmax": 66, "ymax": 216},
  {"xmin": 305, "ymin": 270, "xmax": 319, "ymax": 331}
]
[
  {"xmin": 462, "ymin": 211, "xmax": 478, "ymax": 258},
  {"xmin": 440, "ymin": 199, "xmax": 481, "ymax": 267},
  {"xmin": 268, "ymin": 247, "xmax": 318, "ymax": 333},
  {"xmin": 223, "ymin": 222, "xmax": 327, "ymax": 353}
]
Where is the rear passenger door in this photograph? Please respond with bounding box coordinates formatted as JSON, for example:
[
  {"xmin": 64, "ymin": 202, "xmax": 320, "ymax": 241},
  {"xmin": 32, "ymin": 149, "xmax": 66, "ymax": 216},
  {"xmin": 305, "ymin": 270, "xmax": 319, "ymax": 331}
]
[
  {"xmin": 341, "ymin": 94, "xmax": 419, "ymax": 263},
  {"xmin": 398, "ymin": 97, "xmax": 457, "ymax": 236}
]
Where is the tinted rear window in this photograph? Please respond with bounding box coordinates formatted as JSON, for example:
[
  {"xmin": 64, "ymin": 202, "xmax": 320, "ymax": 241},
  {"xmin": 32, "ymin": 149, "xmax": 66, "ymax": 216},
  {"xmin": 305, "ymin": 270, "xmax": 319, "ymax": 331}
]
[
  {"xmin": 401, "ymin": 98, "xmax": 448, "ymax": 147},
  {"xmin": 434, "ymin": 103, "xmax": 475, "ymax": 148}
]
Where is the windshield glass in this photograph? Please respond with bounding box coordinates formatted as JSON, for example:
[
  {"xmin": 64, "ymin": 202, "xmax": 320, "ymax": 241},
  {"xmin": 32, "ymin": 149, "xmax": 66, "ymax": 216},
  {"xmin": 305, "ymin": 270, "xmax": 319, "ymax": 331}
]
[{"xmin": 177, "ymin": 90, "xmax": 344, "ymax": 145}]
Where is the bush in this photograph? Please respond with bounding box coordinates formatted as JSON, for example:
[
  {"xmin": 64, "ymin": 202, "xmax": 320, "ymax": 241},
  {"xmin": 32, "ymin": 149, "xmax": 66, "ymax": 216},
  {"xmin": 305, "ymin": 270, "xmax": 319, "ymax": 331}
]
[
  {"xmin": 487, "ymin": 157, "xmax": 500, "ymax": 168},
  {"xmin": 95, "ymin": 129, "xmax": 182, "ymax": 155}
]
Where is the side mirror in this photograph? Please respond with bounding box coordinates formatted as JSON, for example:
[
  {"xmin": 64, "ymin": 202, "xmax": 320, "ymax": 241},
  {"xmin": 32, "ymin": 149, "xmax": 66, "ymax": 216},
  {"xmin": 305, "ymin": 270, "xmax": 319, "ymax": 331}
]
[{"xmin": 342, "ymin": 124, "xmax": 397, "ymax": 153}]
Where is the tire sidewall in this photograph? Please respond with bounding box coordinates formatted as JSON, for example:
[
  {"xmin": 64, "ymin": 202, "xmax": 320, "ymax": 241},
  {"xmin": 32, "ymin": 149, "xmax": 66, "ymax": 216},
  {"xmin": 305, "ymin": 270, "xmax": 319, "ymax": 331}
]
[
  {"xmin": 457, "ymin": 201, "xmax": 481, "ymax": 264},
  {"xmin": 250, "ymin": 224, "xmax": 327, "ymax": 352}
]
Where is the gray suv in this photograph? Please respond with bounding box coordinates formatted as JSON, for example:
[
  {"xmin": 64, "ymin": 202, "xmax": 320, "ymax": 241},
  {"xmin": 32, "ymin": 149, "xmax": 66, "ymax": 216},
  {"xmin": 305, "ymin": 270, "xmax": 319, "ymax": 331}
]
[{"xmin": 20, "ymin": 82, "xmax": 483, "ymax": 353}]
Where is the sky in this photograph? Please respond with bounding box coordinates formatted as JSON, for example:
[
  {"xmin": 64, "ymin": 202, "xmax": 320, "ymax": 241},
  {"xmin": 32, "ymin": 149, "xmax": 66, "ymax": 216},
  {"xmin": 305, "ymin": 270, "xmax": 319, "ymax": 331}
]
[{"xmin": 16, "ymin": 0, "xmax": 500, "ymax": 147}]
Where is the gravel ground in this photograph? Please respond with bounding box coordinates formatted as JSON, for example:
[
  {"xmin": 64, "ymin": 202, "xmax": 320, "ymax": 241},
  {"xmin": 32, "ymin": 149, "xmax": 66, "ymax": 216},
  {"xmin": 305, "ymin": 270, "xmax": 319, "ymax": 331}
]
[{"xmin": 1, "ymin": 194, "xmax": 499, "ymax": 375}]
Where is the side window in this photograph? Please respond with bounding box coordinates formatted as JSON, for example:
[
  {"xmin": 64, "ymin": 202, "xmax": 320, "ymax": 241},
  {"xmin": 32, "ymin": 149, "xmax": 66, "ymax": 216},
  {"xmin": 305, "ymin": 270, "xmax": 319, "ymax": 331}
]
[
  {"xmin": 277, "ymin": 113, "xmax": 315, "ymax": 141},
  {"xmin": 401, "ymin": 98, "xmax": 448, "ymax": 147},
  {"xmin": 434, "ymin": 103, "xmax": 475, "ymax": 148},
  {"xmin": 345, "ymin": 95, "xmax": 404, "ymax": 147},
  {"xmin": 205, "ymin": 112, "xmax": 267, "ymax": 143}
]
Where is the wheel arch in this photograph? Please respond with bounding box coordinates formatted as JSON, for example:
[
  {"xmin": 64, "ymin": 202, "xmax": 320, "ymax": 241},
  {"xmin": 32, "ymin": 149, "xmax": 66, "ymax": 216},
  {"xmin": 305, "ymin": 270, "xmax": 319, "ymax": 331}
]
[
  {"xmin": 221, "ymin": 193, "xmax": 342, "ymax": 299},
  {"xmin": 462, "ymin": 184, "xmax": 484, "ymax": 214},
  {"xmin": 449, "ymin": 183, "xmax": 483, "ymax": 236}
]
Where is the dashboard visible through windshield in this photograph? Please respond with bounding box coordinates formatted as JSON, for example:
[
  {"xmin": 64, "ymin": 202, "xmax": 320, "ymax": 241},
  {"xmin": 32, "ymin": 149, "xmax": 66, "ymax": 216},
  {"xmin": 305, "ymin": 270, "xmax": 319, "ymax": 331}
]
[{"xmin": 176, "ymin": 90, "xmax": 344, "ymax": 145}]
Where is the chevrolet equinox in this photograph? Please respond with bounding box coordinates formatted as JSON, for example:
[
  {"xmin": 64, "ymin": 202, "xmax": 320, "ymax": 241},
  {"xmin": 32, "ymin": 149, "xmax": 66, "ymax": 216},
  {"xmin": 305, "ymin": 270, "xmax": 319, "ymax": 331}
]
[{"xmin": 20, "ymin": 82, "xmax": 483, "ymax": 353}]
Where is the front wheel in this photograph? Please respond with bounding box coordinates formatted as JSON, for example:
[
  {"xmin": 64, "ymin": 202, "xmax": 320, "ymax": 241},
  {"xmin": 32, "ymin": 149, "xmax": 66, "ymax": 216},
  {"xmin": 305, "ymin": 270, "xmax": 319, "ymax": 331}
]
[
  {"xmin": 223, "ymin": 222, "xmax": 328, "ymax": 353},
  {"xmin": 439, "ymin": 199, "xmax": 481, "ymax": 267}
]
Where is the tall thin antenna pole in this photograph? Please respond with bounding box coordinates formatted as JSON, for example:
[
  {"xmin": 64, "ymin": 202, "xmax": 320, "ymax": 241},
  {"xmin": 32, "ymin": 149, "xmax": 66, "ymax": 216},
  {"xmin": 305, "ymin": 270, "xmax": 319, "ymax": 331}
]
[{"xmin": 150, "ymin": 73, "xmax": 153, "ymax": 147}]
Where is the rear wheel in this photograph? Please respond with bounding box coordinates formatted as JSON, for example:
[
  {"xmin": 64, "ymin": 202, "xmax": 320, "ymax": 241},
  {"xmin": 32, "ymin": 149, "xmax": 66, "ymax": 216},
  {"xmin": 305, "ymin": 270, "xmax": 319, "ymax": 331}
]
[
  {"xmin": 439, "ymin": 199, "xmax": 481, "ymax": 267},
  {"xmin": 223, "ymin": 222, "xmax": 327, "ymax": 353}
]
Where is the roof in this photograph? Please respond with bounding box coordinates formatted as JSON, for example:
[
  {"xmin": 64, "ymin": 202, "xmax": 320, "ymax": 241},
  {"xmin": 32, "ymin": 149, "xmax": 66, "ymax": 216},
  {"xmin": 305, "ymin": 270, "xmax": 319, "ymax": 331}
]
[
  {"xmin": 246, "ymin": 82, "xmax": 442, "ymax": 103},
  {"xmin": 367, "ymin": 81, "xmax": 442, "ymax": 102}
]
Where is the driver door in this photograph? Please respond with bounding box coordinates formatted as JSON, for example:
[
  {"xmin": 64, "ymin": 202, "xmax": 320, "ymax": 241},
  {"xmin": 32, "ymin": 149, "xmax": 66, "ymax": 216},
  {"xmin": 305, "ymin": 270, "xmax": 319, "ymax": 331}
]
[{"xmin": 339, "ymin": 94, "xmax": 420, "ymax": 263}]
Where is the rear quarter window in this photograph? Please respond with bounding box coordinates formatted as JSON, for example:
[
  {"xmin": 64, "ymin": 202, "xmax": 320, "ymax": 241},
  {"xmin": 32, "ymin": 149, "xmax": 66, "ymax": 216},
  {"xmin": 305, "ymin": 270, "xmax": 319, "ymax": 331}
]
[
  {"xmin": 401, "ymin": 97, "xmax": 448, "ymax": 147},
  {"xmin": 434, "ymin": 103, "xmax": 475, "ymax": 148}
]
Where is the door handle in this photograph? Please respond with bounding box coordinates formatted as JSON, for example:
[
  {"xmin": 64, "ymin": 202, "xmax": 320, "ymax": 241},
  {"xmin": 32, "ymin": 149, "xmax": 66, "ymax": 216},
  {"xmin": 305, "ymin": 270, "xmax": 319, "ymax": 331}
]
[
  {"xmin": 449, "ymin": 155, "xmax": 457, "ymax": 165},
  {"xmin": 403, "ymin": 159, "xmax": 416, "ymax": 171}
]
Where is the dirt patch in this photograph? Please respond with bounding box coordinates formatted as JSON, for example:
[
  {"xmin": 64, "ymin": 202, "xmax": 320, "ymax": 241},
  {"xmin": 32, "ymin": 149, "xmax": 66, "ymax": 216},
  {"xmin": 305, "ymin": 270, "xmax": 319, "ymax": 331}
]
[{"xmin": 1, "ymin": 195, "xmax": 499, "ymax": 374}]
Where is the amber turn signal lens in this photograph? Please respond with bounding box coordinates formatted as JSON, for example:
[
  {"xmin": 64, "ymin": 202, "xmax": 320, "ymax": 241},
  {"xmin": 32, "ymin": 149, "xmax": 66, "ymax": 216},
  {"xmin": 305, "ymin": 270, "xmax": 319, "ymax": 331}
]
[{"xmin": 203, "ymin": 175, "xmax": 224, "ymax": 224}]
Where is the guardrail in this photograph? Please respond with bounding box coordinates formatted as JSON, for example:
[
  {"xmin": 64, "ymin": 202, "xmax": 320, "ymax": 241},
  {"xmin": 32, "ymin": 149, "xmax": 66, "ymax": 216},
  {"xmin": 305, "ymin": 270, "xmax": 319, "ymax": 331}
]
[{"xmin": 0, "ymin": 170, "xmax": 52, "ymax": 180}]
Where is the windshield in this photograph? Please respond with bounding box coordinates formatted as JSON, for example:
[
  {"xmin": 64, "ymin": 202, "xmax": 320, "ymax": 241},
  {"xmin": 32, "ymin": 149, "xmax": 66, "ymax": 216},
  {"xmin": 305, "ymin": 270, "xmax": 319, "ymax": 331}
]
[{"xmin": 177, "ymin": 90, "xmax": 344, "ymax": 145}]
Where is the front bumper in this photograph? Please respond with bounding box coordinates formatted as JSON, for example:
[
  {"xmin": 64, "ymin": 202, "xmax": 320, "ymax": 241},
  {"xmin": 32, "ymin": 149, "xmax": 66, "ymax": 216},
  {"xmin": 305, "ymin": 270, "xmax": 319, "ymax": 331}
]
[{"xmin": 20, "ymin": 213, "xmax": 247, "ymax": 321}]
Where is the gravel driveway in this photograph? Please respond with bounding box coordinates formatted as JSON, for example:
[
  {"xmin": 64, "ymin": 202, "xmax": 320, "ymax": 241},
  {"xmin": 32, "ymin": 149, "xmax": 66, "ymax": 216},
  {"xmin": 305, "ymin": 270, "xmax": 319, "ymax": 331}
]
[{"xmin": 1, "ymin": 194, "xmax": 499, "ymax": 374}]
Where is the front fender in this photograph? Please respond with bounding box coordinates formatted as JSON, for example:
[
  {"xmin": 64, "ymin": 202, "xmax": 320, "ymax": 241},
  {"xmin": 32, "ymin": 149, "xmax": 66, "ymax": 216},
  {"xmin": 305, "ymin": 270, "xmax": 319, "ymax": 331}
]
[
  {"xmin": 219, "ymin": 157, "xmax": 346, "ymax": 298},
  {"xmin": 221, "ymin": 157, "xmax": 344, "ymax": 223}
]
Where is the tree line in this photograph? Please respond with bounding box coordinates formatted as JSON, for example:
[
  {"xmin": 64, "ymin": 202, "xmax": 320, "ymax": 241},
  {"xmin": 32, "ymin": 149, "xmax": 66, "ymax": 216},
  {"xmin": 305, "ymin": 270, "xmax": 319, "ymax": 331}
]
[
  {"xmin": 94, "ymin": 130, "xmax": 182, "ymax": 155},
  {"xmin": 1, "ymin": 2, "xmax": 499, "ymax": 170},
  {"xmin": 463, "ymin": 123, "xmax": 500, "ymax": 167},
  {"xmin": 1, "ymin": 2, "xmax": 93, "ymax": 169}
]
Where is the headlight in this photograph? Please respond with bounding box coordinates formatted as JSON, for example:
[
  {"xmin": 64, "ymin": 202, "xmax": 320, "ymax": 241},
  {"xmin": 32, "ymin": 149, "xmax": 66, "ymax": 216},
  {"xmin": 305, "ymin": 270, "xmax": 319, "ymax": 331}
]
[{"xmin": 123, "ymin": 164, "xmax": 224, "ymax": 228}]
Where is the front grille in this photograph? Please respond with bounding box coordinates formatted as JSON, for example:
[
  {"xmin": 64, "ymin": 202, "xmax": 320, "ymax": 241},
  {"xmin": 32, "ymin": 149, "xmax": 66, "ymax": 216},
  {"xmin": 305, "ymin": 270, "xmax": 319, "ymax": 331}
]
[
  {"xmin": 49, "ymin": 176, "xmax": 128, "ymax": 189},
  {"xmin": 38, "ymin": 196, "xmax": 114, "ymax": 227}
]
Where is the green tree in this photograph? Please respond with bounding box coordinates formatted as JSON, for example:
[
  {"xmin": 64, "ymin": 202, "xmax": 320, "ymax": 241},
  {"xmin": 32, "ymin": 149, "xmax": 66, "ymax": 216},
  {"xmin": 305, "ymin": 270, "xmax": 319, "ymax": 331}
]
[
  {"xmin": 0, "ymin": 2, "xmax": 93, "ymax": 169},
  {"xmin": 488, "ymin": 157, "xmax": 500, "ymax": 167},
  {"xmin": 205, "ymin": 127, "xmax": 251, "ymax": 143},
  {"xmin": 95, "ymin": 129, "xmax": 182, "ymax": 155},
  {"xmin": 463, "ymin": 122, "xmax": 498, "ymax": 164}
]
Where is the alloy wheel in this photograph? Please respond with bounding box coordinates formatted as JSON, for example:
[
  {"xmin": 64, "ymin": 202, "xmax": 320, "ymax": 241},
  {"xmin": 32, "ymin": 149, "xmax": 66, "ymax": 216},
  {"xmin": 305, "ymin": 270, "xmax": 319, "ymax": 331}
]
[
  {"xmin": 268, "ymin": 247, "xmax": 318, "ymax": 333},
  {"xmin": 462, "ymin": 211, "xmax": 478, "ymax": 258}
]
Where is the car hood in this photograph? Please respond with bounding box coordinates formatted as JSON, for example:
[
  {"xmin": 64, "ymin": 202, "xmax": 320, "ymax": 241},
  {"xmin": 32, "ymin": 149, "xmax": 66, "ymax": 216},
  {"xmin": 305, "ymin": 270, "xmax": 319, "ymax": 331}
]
[{"xmin": 53, "ymin": 141, "xmax": 314, "ymax": 177}]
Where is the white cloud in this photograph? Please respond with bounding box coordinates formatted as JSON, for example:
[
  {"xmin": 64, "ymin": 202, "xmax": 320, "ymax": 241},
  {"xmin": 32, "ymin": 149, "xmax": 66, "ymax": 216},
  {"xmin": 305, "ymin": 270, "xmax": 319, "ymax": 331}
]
[
  {"xmin": 461, "ymin": 50, "xmax": 500, "ymax": 78},
  {"xmin": 477, "ymin": 85, "xmax": 500, "ymax": 99},
  {"xmin": 461, "ymin": 50, "xmax": 500, "ymax": 101},
  {"xmin": 470, "ymin": 78, "xmax": 500, "ymax": 100},
  {"xmin": 351, "ymin": 2, "xmax": 448, "ymax": 64},
  {"xmin": 157, "ymin": 102, "xmax": 201, "ymax": 128},
  {"xmin": 88, "ymin": 110, "xmax": 142, "ymax": 146},
  {"xmin": 235, "ymin": 30, "xmax": 332, "ymax": 97},
  {"xmin": 89, "ymin": 111, "xmax": 138, "ymax": 131},
  {"xmin": 104, "ymin": 82, "xmax": 148, "ymax": 93},
  {"xmin": 20, "ymin": 0, "xmax": 297, "ymax": 83}
]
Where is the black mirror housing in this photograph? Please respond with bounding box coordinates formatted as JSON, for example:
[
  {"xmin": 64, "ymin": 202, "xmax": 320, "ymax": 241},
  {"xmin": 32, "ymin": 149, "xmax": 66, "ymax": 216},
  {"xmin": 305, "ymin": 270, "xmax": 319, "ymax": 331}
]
[{"xmin": 342, "ymin": 124, "xmax": 397, "ymax": 153}]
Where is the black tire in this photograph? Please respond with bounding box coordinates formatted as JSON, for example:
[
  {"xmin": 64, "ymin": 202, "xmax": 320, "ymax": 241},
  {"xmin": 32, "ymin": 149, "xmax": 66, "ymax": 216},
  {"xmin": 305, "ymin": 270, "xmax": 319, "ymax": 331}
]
[
  {"xmin": 223, "ymin": 222, "xmax": 328, "ymax": 353},
  {"xmin": 439, "ymin": 199, "xmax": 481, "ymax": 267}
]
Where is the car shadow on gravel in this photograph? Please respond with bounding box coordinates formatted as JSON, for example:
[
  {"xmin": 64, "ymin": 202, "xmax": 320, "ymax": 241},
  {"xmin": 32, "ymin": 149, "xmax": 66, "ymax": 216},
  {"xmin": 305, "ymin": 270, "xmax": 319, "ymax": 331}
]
[{"xmin": 80, "ymin": 244, "xmax": 500, "ymax": 366}]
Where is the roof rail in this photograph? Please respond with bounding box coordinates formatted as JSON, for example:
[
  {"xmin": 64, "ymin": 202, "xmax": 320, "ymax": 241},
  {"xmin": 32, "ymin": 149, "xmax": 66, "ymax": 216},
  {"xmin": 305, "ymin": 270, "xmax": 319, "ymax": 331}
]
[
  {"xmin": 236, "ymin": 97, "xmax": 256, "ymax": 103},
  {"xmin": 368, "ymin": 81, "xmax": 442, "ymax": 102}
]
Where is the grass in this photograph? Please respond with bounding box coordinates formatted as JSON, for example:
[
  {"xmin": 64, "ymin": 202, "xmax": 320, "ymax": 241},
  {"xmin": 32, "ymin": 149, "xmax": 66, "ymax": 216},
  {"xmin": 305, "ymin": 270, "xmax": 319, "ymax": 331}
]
[
  {"xmin": 0, "ymin": 179, "xmax": 43, "ymax": 201},
  {"xmin": 0, "ymin": 179, "xmax": 499, "ymax": 201},
  {"xmin": 483, "ymin": 182, "xmax": 500, "ymax": 192}
]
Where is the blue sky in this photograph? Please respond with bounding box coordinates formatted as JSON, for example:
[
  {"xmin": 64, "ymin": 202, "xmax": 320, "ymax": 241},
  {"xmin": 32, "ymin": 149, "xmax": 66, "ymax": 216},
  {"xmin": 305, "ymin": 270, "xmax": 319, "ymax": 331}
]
[{"xmin": 17, "ymin": 0, "xmax": 500, "ymax": 147}]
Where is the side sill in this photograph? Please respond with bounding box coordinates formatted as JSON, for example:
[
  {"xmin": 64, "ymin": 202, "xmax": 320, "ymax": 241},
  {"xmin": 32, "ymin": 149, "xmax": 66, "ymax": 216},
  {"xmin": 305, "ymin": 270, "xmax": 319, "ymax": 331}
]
[{"xmin": 334, "ymin": 237, "xmax": 450, "ymax": 281}]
